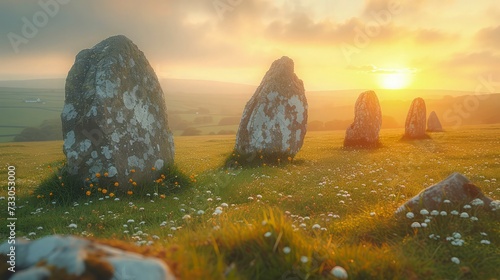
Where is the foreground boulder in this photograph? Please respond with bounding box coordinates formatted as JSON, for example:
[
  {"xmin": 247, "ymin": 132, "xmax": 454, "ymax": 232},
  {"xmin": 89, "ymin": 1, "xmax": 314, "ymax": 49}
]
[
  {"xmin": 61, "ymin": 35, "xmax": 174, "ymax": 189},
  {"xmin": 403, "ymin": 97, "xmax": 428, "ymax": 139},
  {"xmin": 427, "ymin": 111, "xmax": 444, "ymax": 132},
  {"xmin": 0, "ymin": 235, "xmax": 175, "ymax": 280},
  {"xmin": 343, "ymin": 90, "xmax": 382, "ymax": 148},
  {"xmin": 396, "ymin": 172, "xmax": 498, "ymax": 214},
  {"xmin": 234, "ymin": 56, "xmax": 307, "ymax": 162}
]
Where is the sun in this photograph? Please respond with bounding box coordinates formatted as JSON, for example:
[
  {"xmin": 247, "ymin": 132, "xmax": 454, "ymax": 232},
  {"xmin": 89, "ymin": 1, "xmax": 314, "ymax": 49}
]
[{"xmin": 378, "ymin": 73, "xmax": 411, "ymax": 89}]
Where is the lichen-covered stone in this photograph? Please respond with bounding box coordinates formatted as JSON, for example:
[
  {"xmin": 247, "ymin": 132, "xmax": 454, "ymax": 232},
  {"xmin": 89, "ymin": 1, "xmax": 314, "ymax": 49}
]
[
  {"xmin": 61, "ymin": 35, "xmax": 174, "ymax": 189},
  {"xmin": 403, "ymin": 97, "xmax": 428, "ymax": 139},
  {"xmin": 396, "ymin": 172, "xmax": 497, "ymax": 214},
  {"xmin": 0, "ymin": 235, "xmax": 175, "ymax": 280},
  {"xmin": 427, "ymin": 111, "xmax": 443, "ymax": 132},
  {"xmin": 343, "ymin": 90, "xmax": 382, "ymax": 148},
  {"xmin": 234, "ymin": 56, "xmax": 307, "ymax": 161}
]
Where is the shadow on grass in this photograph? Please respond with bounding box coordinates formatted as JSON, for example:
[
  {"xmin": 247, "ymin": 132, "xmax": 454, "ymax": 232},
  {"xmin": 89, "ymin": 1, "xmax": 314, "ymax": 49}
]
[
  {"xmin": 33, "ymin": 162, "xmax": 193, "ymax": 206},
  {"xmin": 222, "ymin": 150, "xmax": 306, "ymax": 169}
]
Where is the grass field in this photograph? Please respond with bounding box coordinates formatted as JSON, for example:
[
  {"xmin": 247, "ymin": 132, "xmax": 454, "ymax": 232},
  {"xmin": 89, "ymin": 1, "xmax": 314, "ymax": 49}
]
[
  {"xmin": 0, "ymin": 87, "xmax": 65, "ymax": 142},
  {"xmin": 1, "ymin": 126, "xmax": 499, "ymax": 279}
]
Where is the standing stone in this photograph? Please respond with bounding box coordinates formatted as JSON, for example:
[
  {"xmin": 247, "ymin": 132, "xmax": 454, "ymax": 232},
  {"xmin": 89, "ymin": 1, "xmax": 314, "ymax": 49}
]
[
  {"xmin": 234, "ymin": 56, "xmax": 307, "ymax": 162},
  {"xmin": 403, "ymin": 97, "xmax": 428, "ymax": 139},
  {"xmin": 343, "ymin": 90, "xmax": 382, "ymax": 148},
  {"xmin": 61, "ymin": 35, "xmax": 174, "ymax": 189},
  {"xmin": 427, "ymin": 111, "xmax": 443, "ymax": 132}
]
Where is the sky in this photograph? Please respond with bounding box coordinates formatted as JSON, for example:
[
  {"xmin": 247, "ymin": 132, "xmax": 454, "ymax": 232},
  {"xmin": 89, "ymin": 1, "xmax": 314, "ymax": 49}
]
[{"xmin": 0, "ymin": 0, "xmax": 499, "ymax": 91}]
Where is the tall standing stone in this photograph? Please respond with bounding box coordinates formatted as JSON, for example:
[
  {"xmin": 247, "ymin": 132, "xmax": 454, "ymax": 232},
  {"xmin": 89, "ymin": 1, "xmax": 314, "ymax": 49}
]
[
  {"xmin": 61, "ymin": 35, "xmax": 174, "ymax": 189},
  {"xmin": 343, "ymin": 90, "xmax": 382, "ymax": 148},
  {"xmin": 403, "ymin": 97, "xmax": 428, "ymax": 139},
  {"xmin": 234, "ymin": 56, "xmax": 307, "ymax": 162},
  {"xmin": 427, "ymin": 111, "xmax": 443, "ymax": 132}
]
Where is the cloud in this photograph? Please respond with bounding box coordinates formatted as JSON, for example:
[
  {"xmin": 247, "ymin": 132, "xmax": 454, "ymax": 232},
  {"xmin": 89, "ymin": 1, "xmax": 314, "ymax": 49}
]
[
  {"xmin": 347, "ymin": 64, "xmax": 418, "ymax": 74},
  {"xmin": 475, "ymin": 25, "xmax": 500, "ymax": 48},
  {"xmin": 0, "ymin": 0, "xmax": 277, "ymax": 76},
  {"xmin": 414, "ymin": 28, "xmax": 459, "ymax": 44},
  {"xmin": 439, "ymin": 51, "xmax": 500, "ymax": 81}
]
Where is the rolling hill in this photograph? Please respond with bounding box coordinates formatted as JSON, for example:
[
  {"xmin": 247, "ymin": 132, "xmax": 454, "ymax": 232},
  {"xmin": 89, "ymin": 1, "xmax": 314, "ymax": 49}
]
[{"xmin": 0, "ymin": 78, "xmax": 499, "ymax": 142}]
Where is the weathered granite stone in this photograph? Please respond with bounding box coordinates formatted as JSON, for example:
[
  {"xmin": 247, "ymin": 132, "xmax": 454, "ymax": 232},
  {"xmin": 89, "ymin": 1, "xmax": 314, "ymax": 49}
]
[
  {"xmin": 0, "ymin": 235, "xmax": 175, "ymax": 280},
  {"xmin": 403, "ymin": 97, "xmax": 428, "ymax": 139},
  {"xmin": 234, "ymin": 56, "xmax": 307, "ymax": 161},
  {"xmin": 396, "ymin": 172, "xmax": 498, "ymax": 214},
  {"xmin": 61, "ymin": 35, "xmax": 174, "ymax": 189},
  {"xmin": 343, "ymin": 90, "xmax": 382, "ymax": 148},
  {"xmin": 427, "ymin": 111, "xmax": 444, "ymax": 132}
]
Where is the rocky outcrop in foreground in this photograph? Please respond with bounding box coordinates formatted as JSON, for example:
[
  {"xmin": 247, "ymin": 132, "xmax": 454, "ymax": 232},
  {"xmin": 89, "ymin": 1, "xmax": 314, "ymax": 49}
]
[
  {"xmin": 396, "ymin": 172, "xmax": 499, "ymax": 214},
  {"xmin": 0, "ymin": 235, "xmax": 175, "ymax": 280}
]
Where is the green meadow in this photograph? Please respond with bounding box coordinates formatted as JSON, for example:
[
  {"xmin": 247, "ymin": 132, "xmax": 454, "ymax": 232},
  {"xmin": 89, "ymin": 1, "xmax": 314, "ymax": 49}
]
[{"xmin": 0, "ymin": 127, "xmax": 499, "ymax": 279}]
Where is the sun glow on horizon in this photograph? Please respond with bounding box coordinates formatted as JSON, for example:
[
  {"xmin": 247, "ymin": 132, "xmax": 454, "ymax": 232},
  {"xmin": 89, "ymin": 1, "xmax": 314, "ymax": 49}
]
[{"xmin": 378, "ymin": 73, "xmax": 412, "ymax": 89}]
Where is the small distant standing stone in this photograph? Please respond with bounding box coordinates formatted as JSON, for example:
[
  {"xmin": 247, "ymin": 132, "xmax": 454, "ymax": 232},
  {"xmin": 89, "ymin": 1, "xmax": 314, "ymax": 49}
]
[
  {"xmin": 61, "ymin": 35, "xmax": 174, "ymax": 189},
  {"xmin": 403, "ymin": 97, "xmax": 428, "ymax": 139},
  {"xmin": 343, "ymin": 90, "xmax": 382, "ymax": 148},
  {"xmin": 427, "ymin": 111, "xmax": 444, "ymax": 132},
  {"xmin": 234, "ymin": 56, "xmax": 308, "ymax": 162}
]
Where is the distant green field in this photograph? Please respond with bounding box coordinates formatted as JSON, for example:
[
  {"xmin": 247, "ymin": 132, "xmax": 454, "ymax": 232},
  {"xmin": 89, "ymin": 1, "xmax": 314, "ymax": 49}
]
[
  {"xmin": 0, "ymin": 126, "xmax": 499, "ymax": 279},
  {"xmin": 0, "ymin": 87, "xmax": 243, "ymax": 142},
  {"xmin": 0, "ymin": 87, "xmax": 64, "ymax": 142}
]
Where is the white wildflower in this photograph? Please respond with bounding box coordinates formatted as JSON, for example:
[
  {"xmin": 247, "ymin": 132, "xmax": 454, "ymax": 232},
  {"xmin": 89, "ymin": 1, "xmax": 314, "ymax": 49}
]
[
  {"xmin": 471, "ymin": 198, "xmax": 484, "ymax": 206},
  {"xmin": 451, "ymin": 257, "xmax": 460, "ymax": 264},
  {"xmin": 331, "ymin": 266, "xmax": 348, "ymax": 279}
]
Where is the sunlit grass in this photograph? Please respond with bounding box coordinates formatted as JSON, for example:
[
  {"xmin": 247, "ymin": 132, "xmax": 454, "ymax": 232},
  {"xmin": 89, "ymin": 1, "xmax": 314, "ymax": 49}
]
[{"xmin": 0, "ymin": 126, "xmax": 499, "ymax": 279}]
